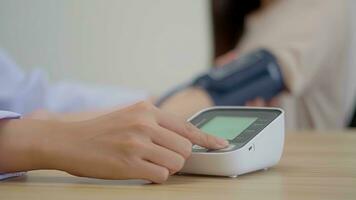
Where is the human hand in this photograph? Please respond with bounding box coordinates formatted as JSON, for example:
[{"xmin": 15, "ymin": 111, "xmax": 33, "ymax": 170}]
[{"xmin": 0, "ymin": 101, "xmax": 228, "ymax": 183}]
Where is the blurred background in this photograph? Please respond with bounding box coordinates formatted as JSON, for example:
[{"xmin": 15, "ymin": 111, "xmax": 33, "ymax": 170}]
[
  {"xmin": 0, "ymin": 0, "xmax": 212, "ymax": 95},
  {"xmin": 0, "ymin": 0, "xmax": 355, "ymax": 129}
]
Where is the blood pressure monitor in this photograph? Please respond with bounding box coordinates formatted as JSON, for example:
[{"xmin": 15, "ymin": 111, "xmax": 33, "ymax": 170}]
[{"xmin": 180, "ymin": 107, "xmax": 284, "ymax": 177}]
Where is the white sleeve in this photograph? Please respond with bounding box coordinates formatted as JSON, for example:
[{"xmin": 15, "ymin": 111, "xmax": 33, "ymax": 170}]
[
  {"xmin": 0, "ymin": 50, "xmax": 149, "ymax": 115},
  {"xmin": 0, "ymin": 111, "xmax": 26, "ymax": 180},
  {"xmin": 237, "ymin": 0, "xmax": 349, "ymax": 96}
]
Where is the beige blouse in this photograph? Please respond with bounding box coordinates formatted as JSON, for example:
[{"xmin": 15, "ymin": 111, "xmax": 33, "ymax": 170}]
[{"xmin": 237, "ymin": 0, "xmax": 354, "ymax": 130}]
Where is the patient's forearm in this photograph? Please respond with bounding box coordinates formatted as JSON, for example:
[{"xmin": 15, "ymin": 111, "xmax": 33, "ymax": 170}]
[{"xmin": 159, "ymin": 87, "xmax": 213, "ymax": 119}]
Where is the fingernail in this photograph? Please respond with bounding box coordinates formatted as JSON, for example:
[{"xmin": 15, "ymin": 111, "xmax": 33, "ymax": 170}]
[{"xmin": 216, "ymin": 138, "xmax": 229, "ymax": 147}]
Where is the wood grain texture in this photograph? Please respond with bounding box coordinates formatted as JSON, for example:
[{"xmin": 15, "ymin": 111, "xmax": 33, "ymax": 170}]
[{"xmin": 1, "ymin": 131, "xmax": 356, "ymax": 200}]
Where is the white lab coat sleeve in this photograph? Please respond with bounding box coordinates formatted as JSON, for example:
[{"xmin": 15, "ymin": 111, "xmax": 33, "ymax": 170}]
[
  {"xmin": 0, "ymin": 49, "xmax": 149, "ymax": 115},
  {"xmin": 0, "ymin": 111, "xmax": 26, "ymax": 180}
]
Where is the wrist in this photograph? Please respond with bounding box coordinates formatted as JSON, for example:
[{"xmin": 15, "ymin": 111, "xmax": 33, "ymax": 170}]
[
  {"xmin": 160, "ymin": 87, "xmax": 213, "ymax": 119},
  {"xmin": 0, "ymin": 119, "xmax": 66, "ymax": 172}
]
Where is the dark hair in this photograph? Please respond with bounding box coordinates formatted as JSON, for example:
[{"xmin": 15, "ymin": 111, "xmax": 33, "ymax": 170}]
[{"xmin": 212, "ymin": 0, "xmax": 261, "ymax": 58}]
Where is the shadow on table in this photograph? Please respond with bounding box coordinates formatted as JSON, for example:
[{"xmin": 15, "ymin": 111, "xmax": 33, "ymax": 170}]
[
  {"xmin": 3, "ymin": 173, "xmax": 222, "ymax": 186},
  {"xmin": 4, "ymin": 168, "xmax": 278, "ymax": 187}
]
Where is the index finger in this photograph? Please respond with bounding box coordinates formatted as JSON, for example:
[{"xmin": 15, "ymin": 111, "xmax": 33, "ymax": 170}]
[{"xmin": 154, "ymin": 108, "xmax": 229, "ymax": 149}]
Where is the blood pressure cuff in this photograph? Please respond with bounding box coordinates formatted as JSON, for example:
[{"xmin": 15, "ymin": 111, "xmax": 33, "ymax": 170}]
[{"xmin": 191, "ymin": 49, "xmax": 285, "ymax": 106}]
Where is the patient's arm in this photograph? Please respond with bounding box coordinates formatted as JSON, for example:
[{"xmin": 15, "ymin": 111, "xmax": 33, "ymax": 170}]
[
  {"xmin": 159, "ymin": 87, "xmax": 213, "ymax": 120},
  {"xmin": 28, "ymin": 89, "xmax": 212, "ymax": 121},
  {"xmin": 28, "ymin": 49, "xmax": 278, "ymax": 122},
  {"xmin": 158, "ymin": 87, "xmax": 279, "ymax": 119},
  {"xmin": 27, "ymin": 69, "xmax": 278, "ymax": 122},
  {"xmin": 28, "ymin": 86, "xmax": 278, "ymax": 122}
]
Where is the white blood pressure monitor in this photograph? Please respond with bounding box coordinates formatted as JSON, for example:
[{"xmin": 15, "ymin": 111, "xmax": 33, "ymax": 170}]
[{"xmin": 180, "ymin": 107, "xmax": 284, "ymax": 177}]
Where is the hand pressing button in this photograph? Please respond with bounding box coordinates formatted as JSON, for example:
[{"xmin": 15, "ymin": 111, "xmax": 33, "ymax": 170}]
[
  {"xmin": 192, "ymin": 144, "xmax": 207, "ymax": 150},
  {"xmin": 212, "ymin": 144, "xmax": 236, "ymax": 152}
]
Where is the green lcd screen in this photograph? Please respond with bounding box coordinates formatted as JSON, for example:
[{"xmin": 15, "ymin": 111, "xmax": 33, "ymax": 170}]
[{"xmin": 200, "ymin": 116, "xmax": 258, "ymax": 140}]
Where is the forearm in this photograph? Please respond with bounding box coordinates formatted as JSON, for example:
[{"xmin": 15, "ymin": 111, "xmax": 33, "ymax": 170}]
[
  {"xmin": 159, "ymin": 87, "xmax": 213, "ymax": 119},
  {"xmin": 0, "ymin": 119, "xmax": 58, "ymax": 172}
]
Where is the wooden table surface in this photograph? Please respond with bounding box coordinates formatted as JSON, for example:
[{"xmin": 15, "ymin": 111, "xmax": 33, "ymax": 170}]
[{"xmin": 1, "ymin": 131, "xmax": 355, "ymax": 200}]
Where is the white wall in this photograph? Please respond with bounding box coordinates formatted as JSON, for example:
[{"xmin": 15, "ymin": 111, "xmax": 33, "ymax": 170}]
[{"xmin": 0, "ymin": 0, "xmax": 212, "ymax": 95}]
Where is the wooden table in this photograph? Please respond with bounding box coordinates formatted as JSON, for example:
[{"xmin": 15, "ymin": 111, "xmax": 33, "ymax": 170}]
[{"xmin": 1, "ymin": 131, "xmax": 356, "ymax": 200}]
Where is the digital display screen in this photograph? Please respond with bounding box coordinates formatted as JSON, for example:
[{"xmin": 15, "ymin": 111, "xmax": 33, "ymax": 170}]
[{"xmin": 200, "ymin": 116, "xmax": 258, "ymax": 140}]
